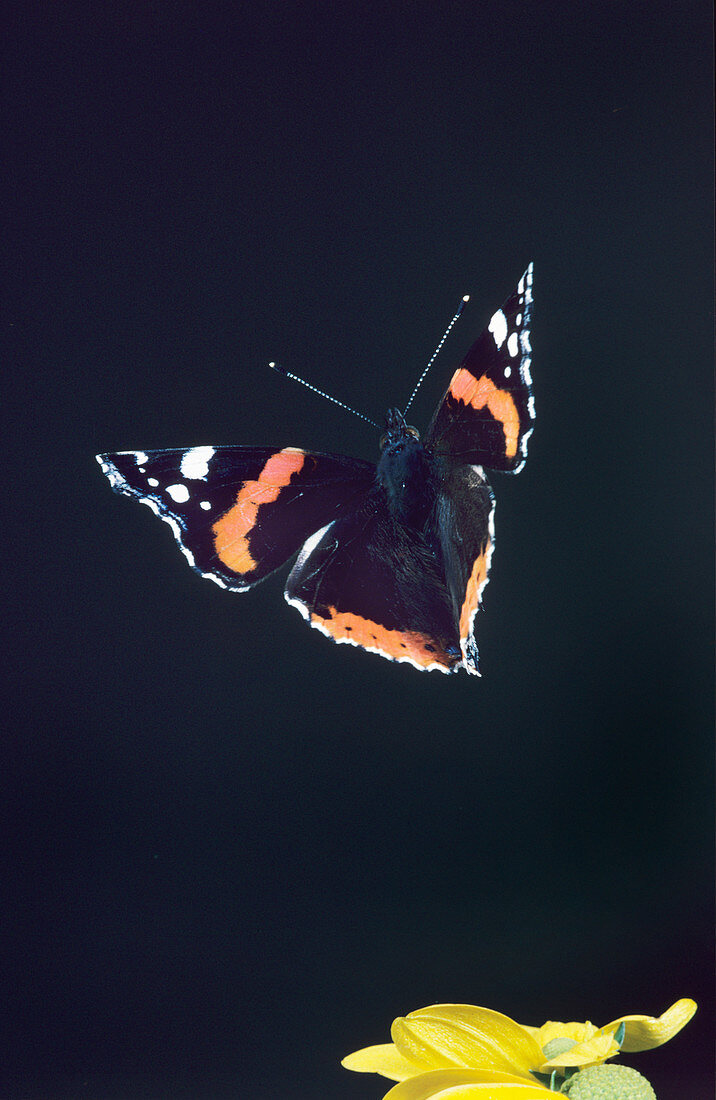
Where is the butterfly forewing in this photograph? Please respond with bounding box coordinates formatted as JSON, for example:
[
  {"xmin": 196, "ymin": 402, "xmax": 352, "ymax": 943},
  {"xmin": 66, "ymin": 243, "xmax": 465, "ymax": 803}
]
[
  {"xmin": 97, "ymin": 446, "xmax": 374, "ymax": 591},
  {"xmin": 425, "ymin": 263, "xmax": 534, "ymax": 473}
]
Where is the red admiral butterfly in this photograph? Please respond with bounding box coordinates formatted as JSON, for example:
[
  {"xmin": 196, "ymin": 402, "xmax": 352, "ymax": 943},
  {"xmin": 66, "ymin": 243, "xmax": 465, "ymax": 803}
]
[{"xmin": 97, "ymin": 264, "xmax": 534, "ymax": 675}]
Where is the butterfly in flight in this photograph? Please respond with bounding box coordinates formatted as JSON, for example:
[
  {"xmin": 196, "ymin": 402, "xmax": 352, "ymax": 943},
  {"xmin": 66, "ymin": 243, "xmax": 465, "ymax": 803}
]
[{"xmin": 97, "ymin": 264, "xmax": 534, "ymax": 675}]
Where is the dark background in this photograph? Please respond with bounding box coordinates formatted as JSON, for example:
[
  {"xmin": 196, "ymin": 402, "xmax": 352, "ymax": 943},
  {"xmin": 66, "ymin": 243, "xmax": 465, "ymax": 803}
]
[{"xmin": 4, "ymin": 3, "xmax": 713, "ymax": 1098}]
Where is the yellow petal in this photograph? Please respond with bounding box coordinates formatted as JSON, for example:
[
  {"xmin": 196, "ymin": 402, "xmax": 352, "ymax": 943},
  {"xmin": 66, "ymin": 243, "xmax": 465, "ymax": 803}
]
[
  {"xmin": 383, "ymin": 1068, "xmax": 553, "ymax": 1100},
  {"xmin": 540, "ymin": 1030, "xmax": 619, "ymax": 1069},
  {"xmin": 342, "ymin": 1042, "xmax": 422, "ymax": 1081},
  {"xmin": 392, "ymin": 1004, "xmax": 543, "ymax": 1079},
  {"xmin": 601, "ymin": 998, "xmax": 698, "ymax": 1053},
  {"xmin": 527, "ymin": 1020, "xmax": 598, "ymax": 1046}
]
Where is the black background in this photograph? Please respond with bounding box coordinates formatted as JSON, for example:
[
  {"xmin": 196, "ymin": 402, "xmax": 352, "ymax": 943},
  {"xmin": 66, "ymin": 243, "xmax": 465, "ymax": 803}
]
[{"xmin": 4, "ymin": 3, "xmax": 713, "ymax": 1098}]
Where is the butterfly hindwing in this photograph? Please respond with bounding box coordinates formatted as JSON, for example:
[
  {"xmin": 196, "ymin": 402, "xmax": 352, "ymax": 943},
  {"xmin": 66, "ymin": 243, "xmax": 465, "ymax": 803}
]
[
  {"xmin": 425, "ymin": 263, "xmax": 534, "ymax": 472},
  {"xmin": 433, "ymin": 464, "xmax": 496, "ymax": 673},
  {"xmin": 285, "ymin": 491, "xmax": 463, "ymax": 673},
  {"xmin": 97, "ymin": 446, "xmax": 375, "ymax": 591}
]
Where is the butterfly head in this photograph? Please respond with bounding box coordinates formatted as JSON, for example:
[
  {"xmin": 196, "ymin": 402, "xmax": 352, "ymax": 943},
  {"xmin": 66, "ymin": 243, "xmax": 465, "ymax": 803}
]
[{"xmin": 379, "ymin": 408, "xmax": 421, "ymax": 454}]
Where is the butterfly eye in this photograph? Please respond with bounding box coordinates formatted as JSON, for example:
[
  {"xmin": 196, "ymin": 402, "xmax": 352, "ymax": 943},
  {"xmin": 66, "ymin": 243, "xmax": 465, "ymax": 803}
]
[
  {"xmin": 406, "ymin": 425, "xmax": 420, "ymax": 440},
  {"xmin": 379, "ymin": 431, "xmax": 388, "ymax": 449}
]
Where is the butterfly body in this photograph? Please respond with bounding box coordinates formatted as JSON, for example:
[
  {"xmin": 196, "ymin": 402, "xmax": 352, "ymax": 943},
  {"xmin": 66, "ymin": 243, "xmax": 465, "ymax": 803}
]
[
  {"xmin": 97, "ymin": 264, "xmax": 534, "ymax": 675},
  {"xmin": 376, "ymin": 409, "xmax": 436, "ymax": 528}
]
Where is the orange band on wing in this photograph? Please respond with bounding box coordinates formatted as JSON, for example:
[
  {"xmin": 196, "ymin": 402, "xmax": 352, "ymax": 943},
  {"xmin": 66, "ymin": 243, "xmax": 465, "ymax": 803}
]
[
  {"xmin": 459, "ymin": 542, "xmax": 491, "ymax": 642},
  {"xmin": 211, "ymin": 448, "xmax": 305, "ymax": 574},
  {"xmin": 449, "ymin": 367, "xmax": 520, "ymax": 458},
  {"xmin": 313, "ymin": 606, "xmax": 456, "ymax": 670}
]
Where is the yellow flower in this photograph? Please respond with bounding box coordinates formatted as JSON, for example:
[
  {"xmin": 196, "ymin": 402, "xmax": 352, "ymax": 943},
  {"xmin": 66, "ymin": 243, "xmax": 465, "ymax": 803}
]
[
  {"xmin": 523, "ymin": 998, "xmax": 698, "ymax": 1073},
  {"xmin": 341, "ymin": 999, "xmax": 696, "ymax": 1097}
]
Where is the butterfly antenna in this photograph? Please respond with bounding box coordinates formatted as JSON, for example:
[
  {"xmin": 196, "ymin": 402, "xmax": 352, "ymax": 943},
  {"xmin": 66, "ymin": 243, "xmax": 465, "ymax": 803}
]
[
  {"xmin": 403, "ymin": 294, "xmax": 470, "ymax": 415},
  {"xmin": 269, "ymin": 362, "xmax": 381, "ymax": 429}
]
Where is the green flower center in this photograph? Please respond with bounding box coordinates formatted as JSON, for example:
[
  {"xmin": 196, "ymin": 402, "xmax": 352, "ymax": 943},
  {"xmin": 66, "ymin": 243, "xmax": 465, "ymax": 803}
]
[{"xmin": 560, "ymin": 1064, "xmax": 656, "ymax": 1098}]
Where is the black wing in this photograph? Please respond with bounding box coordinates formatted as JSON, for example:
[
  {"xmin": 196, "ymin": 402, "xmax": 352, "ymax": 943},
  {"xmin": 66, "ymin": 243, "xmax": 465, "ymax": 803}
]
[
  {"xmin": 97, "ymin": 446, "xmax": 375, "ymax": 591},
  {"xmin": 285, "ymin": 490, "xmax": 464, "ymax": 673},
  {"xmin": 425, "ymin": 263, "xmax": 535, "ymax": 473},
  {"xmin": 433, "ymin": 464, "xmax": 496, "ymax": 674}
]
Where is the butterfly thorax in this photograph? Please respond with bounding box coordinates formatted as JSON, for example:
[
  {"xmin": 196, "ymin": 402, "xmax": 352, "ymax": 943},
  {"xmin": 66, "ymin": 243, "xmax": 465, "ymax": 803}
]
[{"xmin": 377, "ymin": 407, "xmax": 436, "ymax": 528}]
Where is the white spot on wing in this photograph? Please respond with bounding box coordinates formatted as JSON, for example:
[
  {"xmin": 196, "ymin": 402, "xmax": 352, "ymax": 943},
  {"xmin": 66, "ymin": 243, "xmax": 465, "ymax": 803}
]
[
  {"xmin": 292, "ymin": 522, "xmax": 334, "ymax": 572},
  {"xmin": 524, "ymin": 262, "xmax": 534, "ymax": 302},
  {"xmin": 507, "ymin": 332, "xmax": 519, "ymax": 357},
  {"xmin": 488, "ymin": 309, "xmax": 508, "ymax": 349},
  {"xmin": 96, "ymin": 454, "xmax": 125, "ymax": 490},
  {"xmin": 134, "ymin": 452, "xmax": 148, "ymax": 465},
  {"xmin": 200, "ymin": 500, "xmax": 212, "ymax": 511},
  {"xmin": 148, "ymin": 477, "xmax": 159, "ymax": 487},
  {"xmin": 96, "ymin": 455, "xmax": 249, "ymax": 592},
  {"xmin": 166, "ymin": 483, "xmax": 190, "ymax": 504},
  {"xmin": 180, "ymin": 446, "xmax": 215, "ymax": 480},
  {"xmin": 286, "ymin": 594, "xmax": 311, "ymax": 622}
]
